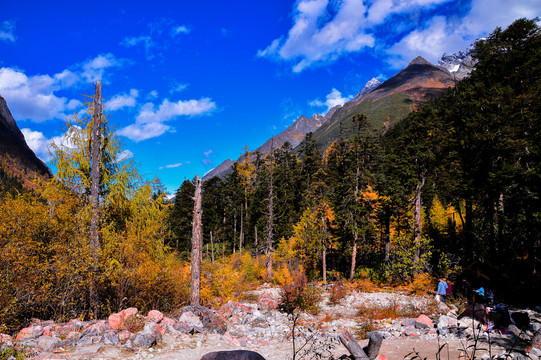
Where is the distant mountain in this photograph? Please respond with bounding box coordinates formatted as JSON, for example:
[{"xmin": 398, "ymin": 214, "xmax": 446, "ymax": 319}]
[
  {"xmin": 204, "ymin": 53, "xmax": 461, "ymax": 181},
  {"xmin": 438, "ymin": 45, "xmax": 477, "ymax": 80},
  {"xmin": 353, "ymin": 78, "xmax": 382, "ymax": 102},
  {"xmin": 0, "ymin": 94, "xmax": 52, "ymax": 188},
  {"xmin": 310, "ymin": 56, "xmax": 456, "ymax": 149},
  {"xmin": 203, "ymin": 113, "xmax": 326, "ymax": 180}
]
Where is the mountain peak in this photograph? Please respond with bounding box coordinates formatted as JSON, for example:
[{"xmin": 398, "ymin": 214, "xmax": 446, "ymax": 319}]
[
  {"xmin": 408, "ymin": 56, "xmax": 432, "ymax": 66},
  {"xmin": 353, "ymin": 77, "xmax": 382, "ymax": 102}
]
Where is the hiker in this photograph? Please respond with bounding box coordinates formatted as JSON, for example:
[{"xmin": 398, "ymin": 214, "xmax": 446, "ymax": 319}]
[
  {"xmin": 437, "ymin": 278, "xmax": 448, "ymax": 303},
  {"xmin": 473, "ymin": 285, "xmax": 485, "ymax": 304},
  {"xmin": 446, "ymin": 279, "xmax": 453, "ymax": 297}
]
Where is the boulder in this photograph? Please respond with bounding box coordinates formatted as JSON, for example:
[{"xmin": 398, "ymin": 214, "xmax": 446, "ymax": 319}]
[
  {"xmin": 108, "ymin": 313, "xmax": 123, "ymax": 330},
  {"xmin": 102, "ymin": 331, "xmax": 119, "ymax": 345},
  {"xmin": 118, "ymin": 330, "xmax": 132, "ymax": 343},
  {"xmin": 200, "ymin": 350, "xmax": 266, "ymax": 360},
  {"xmin": 37, "ymin": 336, "xmax": 62, "ymax": 351},
  {"xmin": 415, "ymin": 315, "xmax": 434, "ymax": 329},
  {"xmin": 148, "ymin": 310, "xmax": 164, "ymax": 323},
  {"xmin": 179, "ymin": 311, "xmax": 204, "ymax": 328},
  {"xmin": 175, "ymin": 305, "xmax": 227, "ymax": 335},
  {"xmin": 16, "ymin": 326, "xmax": 43, "ymax": 340}
]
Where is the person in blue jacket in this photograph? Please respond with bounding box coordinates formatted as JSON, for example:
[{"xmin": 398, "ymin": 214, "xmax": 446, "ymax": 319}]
[{"xmin": 437, "ymin": 278, "xmax": 448, "ymax": 303}]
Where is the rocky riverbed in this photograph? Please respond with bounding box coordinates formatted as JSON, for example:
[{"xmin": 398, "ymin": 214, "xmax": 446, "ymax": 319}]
[{"xmin": 1, "ymin": 284, "xmax": 539, "ymax": 359}]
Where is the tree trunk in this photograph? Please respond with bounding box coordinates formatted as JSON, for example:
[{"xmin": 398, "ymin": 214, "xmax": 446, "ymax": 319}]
[
  {"xmin": 89, "ymin": 81, "xmax": 102, "ymax": 318},
  {"xmin": 266, "ymin": 140, "xmax": 275, "ymax": 280},
  {"xmin": 350, "ymin": 228, "xmax": 358, "ymax": 280},
  {"xmin": 413, "ymin": 175, "xmax": 425, "ymax": 264},
  {"xmin": 90, "ymin": 81, "xmax": 102, "ymax": 254},
  {"xmin": 384, "ymin": 210, "xmax": 391, "ymax": 264},
  {"xmin": 210, "ymin": 231, "xmax": 214, "ymax": 263},
  {"xmin": 239, "ymin": 205, "xmax": 244, "ymax": 254},
  {"xmin": 190, "ymin": 175, "xmax": 203, "ymax": 306}
]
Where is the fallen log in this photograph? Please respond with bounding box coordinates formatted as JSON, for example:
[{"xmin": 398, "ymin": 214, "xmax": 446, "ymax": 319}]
[{"xmin": 339, "ymin": 331, "xmax": 383, "ymax": 360}]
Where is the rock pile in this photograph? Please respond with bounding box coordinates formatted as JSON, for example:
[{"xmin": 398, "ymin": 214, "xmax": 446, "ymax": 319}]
[{"xmin": 0, "ymin": 285, "xmax": 539, "ymax": 360}]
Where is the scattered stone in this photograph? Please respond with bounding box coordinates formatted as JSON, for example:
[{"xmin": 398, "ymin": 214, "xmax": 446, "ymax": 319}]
[
  {"xmin": 37, "ymin": 336, "xmax": 61, "ymax": 351},
  {"xmin": 148, "ymin": 310, "xmax": 164, "ymax": 323},
  {"xmin": 415, "ymin": 315, "xmax": 434, "ymax": 329}
]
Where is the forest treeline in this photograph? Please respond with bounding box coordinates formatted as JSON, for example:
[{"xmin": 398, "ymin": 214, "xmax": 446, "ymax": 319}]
[
  {"xmin": 170, "ymin": 19, "xmax": 540, "ymax": 300},
  {"xmin": 0, "ymin": 19, "xmax": 539, "ymax": 331}
]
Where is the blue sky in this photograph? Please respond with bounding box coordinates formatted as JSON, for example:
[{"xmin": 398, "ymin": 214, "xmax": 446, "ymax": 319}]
[{"xmin": 1, "ymin": 0, "xmax": 539, "ymax": 194}]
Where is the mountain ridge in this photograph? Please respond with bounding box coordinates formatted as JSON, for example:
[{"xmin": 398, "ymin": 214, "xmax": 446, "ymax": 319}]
[{"xmin": 0, "ymin": 94, "xmax": 52, "ymax": 188}]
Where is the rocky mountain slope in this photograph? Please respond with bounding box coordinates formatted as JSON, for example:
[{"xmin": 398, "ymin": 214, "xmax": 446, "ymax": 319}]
[
  {"xmin": 202, "ymin": 113, "xmax": 327, "ymax": 180},
  {"xmin": 0, "ymin": 94, "xmax": 52, "ymax": 188},
  {"xmin": 204, "ymin": 49, "xmax": 474, "ymax": 180}
]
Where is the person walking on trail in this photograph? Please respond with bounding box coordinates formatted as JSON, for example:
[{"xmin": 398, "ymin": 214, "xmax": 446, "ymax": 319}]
[{"xmin": 437, "ymin": 278, "xmax": 448, "ymax": 303}]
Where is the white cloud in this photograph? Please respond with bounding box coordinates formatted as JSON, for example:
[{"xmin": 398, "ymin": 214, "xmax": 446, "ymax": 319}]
[
  {"xmin": 0, "ymin": 20, "xmax": 16, "ymax": 43},
  {"xmin": 258, "ymin": 0, "xmax": 540, "ymax": 72},
  {"xmin": 171, "ymin": 83, "xmax": 188, "ymax": 93},
  {"xmin": 121, "ymin": 35, "xmax": 155, "ymax": 59},
  {"xmin": 21, "ymin": 128, "xmax": 51, "ymax": 161},
  {"xmin": 80, "ymin": 53, "xmax": 123, "ymax": 83},
  {"xmin": 105, "ymin": 89, "xmax": 138, "ymax": 111},
  {"xmin": 0, "ymin": 67, "xmax": 76, "ymax": 122},
  {"xmin": 387, "ymin": 16, "xmax": 456, "ymax": 64},
  {"xmin": 21, "ymin": 126, "xmax": 82, "ymax": 162},
  {"xmin": 258, "ymin": 0, "xmax": 376, "ymax": 72},
  {"xmin": 172, "ymin": 25, "xmax": 191, "ymax": 35},
  {"xmin": 202, "ymin": 150, "xmax": 213, "ymax": 166},
  {"xmin": 118, "ymin": 122, "xmax": 171, "ymax": 142},
  {"xmin": 386, "ymin": 0, "xmax": 541, "ymax": 67},
  {"xmin": 118, "ymin": 97, "xmax": 216, "ymax": 142},
  {"xmin": 135, "ymin": 98, "xmax": 216, "ymax": 124},
  {"xmin": 159, "ymin": 162, "xmax": 183, "ymax": 170},
  {"xmin": 309, "ymin": 88, "xmax": 353, "ymax": 112},
  {"xmin": 148, "ymin": 90, "xmax": 159, "ymax": 99},
  {"xmin": 118, "ymin": 149, "xmax": 134, "ymax": 162}
]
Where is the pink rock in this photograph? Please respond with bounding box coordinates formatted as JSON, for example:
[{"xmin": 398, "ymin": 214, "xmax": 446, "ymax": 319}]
[
  {"xmin": 118, "ymin": 330, "xmax": 132, "ymax": 343},
  {"xmin": 156, "ymin": 324, "xmax": 167, "ymax": 335},
  {"xmin": 120, "ymin": 307, "xmax": 138, "ymax": 320},
  {"xmin": 43, "ymin": 329, "xmax": 53, "ymax": 337},
  {"xmin": 161, "ymin": 317, "xmax": 177, "ymax": 326},
  {"xmin": 377, "ymin": 355, "xmax": 389, "ymax": 360},
  {"xmin": 109, "ymin": 313, "xmax": 123, "ymax": 330},
  {"xmin": 415, "ymin": 314, "xmax": 434, "ymax": 329},
  {"xmin": 0, "ymin": 334, "xmax": 13, "ymax": 346},
  {"xmin": 16, "ymin": 327, "xmax": 35, "ymax": 340},
  {"xmin": 258, "ymin": 340, "xmax": 269, "ymax": 346},
  {"xmin": 148, "ymin": 310, "xmax": 164, "ymax": 323}
]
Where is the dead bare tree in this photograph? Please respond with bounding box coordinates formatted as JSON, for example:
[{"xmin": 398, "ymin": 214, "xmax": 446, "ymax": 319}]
[
  {"xmin": 90, "ymin": 81, "xmax": 102, "ymax": 255},
  {"xmin": 265, "ymin": 138, "xmax": 275, "ymax": 280},
  {"xmin": 190, "ymin": 175, "xmax": 203, "ymax": 306}
]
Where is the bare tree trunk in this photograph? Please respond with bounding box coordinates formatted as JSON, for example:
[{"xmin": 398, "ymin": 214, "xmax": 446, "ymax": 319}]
[
  {"xmin": 239, "ymin": 205, "xmax": 244, "ymax": 254},
  {"xmin": 413, "ymin": 176, "xmax": 425, "ymax": 265},
  {"xmin": 90, "ymin": 81, "xmax": 102, "ymax": 254},
  {"xmin": 255, "ymin": 226, "xmax": 258, "ymax": 248},
  {"xmin": 190, "ymin": 175, "xmax": 203, "ymax": 306},
  {"xmin": 321, "ymin": 215, "xmax": 327, "ymax": 284},
  {"xmin": 350, "ymin": 229, "xmax": 358, "ymax": 280},
  {"xmin": 265, "ymin": 140, "xmax": 275, "ymax": 280},
  {"xmin": 210, "ymin": 231, "xmax": 214, "ymax": 263},
  {"xmin": 233, "ymin": 213, "xmax": 237, "ymax": 255},
  {"xmin": 89, "ymin": 81, "xmax": 102, "ymax": 318}
]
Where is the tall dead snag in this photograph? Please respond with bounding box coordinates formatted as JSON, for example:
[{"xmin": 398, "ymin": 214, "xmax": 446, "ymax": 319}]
[
  {"xmin": 265, "ymin": 139, "xmax": 275, "ymax": 280},
  {"xmin": 413, "ymin": 176, "xmax": 425, "ymax": 265},
  {"xmin": 190, "ymin": 174, "xmax": 203, "ymax": 306},
  {"xmin": 90, "ymin": 81, "xmax": 102, "ymax": 254}
]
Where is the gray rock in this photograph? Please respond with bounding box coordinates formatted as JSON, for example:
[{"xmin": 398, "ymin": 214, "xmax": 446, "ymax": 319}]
[
  {"xmin": 76, "ymin": 336, "xmax": 93, "ymax": 346},
  {"xmin": 37, "ymin": 336, "xmax": 62, "ymax": 351},
  {"xmin": 102, "ymin": 332, "xmax": 119, "ymax": 345},
  {"xmin": 132, "ymin": 332, "xmax": 158, "ymax": 347},
  {"xmin": 66, "ymin": 331, "xmax": 82, "ymax": 342}
]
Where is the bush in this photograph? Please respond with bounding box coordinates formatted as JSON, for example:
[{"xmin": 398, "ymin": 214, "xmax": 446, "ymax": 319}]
[
  {"xmin": 329, "ymin": 280, "xmax": 347, "ymax": 305},
  {"xmin": 278, "ymin": 273, "xmax": 321, "ymax": 315}
]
